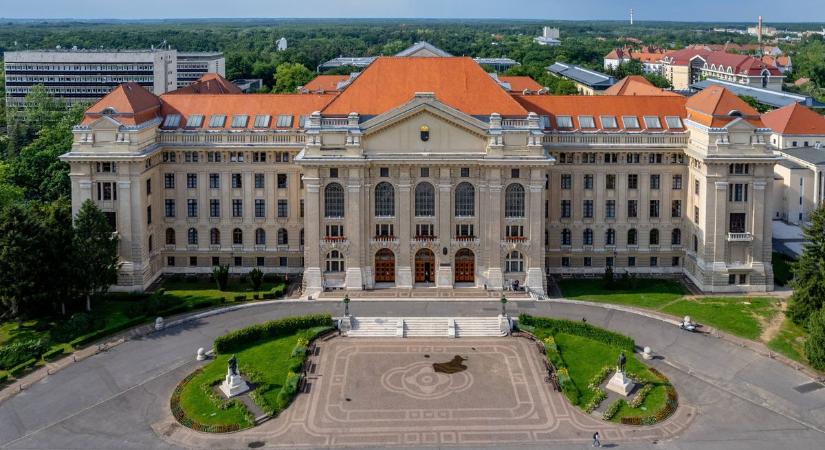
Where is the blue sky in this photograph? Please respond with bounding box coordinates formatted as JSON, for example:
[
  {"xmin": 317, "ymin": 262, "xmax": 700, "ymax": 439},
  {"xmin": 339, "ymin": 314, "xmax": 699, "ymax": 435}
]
[{"xmin": 2, "ymin": 0, "xmax": 824, "ymax": 22}]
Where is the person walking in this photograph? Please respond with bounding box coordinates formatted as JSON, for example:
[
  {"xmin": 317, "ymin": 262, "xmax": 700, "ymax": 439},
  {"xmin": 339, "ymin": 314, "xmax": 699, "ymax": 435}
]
[{"xmin": 592, "ymin": 431, "xmax": 601, "ymax": 447}]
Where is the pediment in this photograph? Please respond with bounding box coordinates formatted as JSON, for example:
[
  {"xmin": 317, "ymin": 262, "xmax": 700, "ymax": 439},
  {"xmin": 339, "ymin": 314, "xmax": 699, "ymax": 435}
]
[
  {"xmin": 361, "ymin": 108, "xmax": 488, "ymax": 155},
  {"xmin": 88, "ymin": 115, "xmax": 124, "ymax": 130},
  {"xmin": 724, "ymin": 117, "xmax": 757, "ymax": 131},
  {"xmin": 361, "ymin": 96, "xmax": 489, "ymax": 137}
]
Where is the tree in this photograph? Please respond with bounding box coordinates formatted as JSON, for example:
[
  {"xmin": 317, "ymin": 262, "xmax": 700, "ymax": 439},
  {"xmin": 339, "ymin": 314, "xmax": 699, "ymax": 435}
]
[
  {"xmin": 644, "ymin": 73, "xmax": 672, "ymax": 89},
  {"xmin": 738, "ymin": 95, "xmax": 771, "ymax": 114},
  {"xmin": 273, "ymin": 63, "xmax": 314, "ymax": 93},
  {"xmin": 213, "ymin": 264, "xmax": 229, "ymax": 291},
  {"xmin": 0, "ymin": 204, "xmax": 48, "ymax": 321},
  {"xmin": 804, "ymin": 308, "xmax": 825, "ymax": 371},
  {"xmin": 788, "ymin": 204, "xmax": 825, "ymax": 324},
  {"xmin": 0, "ymin": 162, "xmax": 24, "ymax": 211},
  {"xmin": 249, "ymin": 268, "xmax": 263, "ymax": 291},
  {"xmin": 38, "ymin": 200, "xmax": 75, "ymax": 314},
  {"xmin": 72, "ymin": 200, "xmax": 120, "ymax": 311}
]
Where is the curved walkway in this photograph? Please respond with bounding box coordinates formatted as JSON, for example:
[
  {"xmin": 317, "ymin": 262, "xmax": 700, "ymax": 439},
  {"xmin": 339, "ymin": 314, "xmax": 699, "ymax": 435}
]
[{"xmin": 1, "ymin": 299, "xmax": 824, "ymax": 449}]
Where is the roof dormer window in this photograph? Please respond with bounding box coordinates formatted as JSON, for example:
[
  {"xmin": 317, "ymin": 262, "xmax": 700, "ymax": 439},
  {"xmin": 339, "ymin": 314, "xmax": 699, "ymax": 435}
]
[
  {"xmin": 276, "ymin": 114, "xmax": 293, "ymax": 128},
  {"xmin": 101, "ymin": 107, "xmax": 116, "ymax": 115},
  {"xmin": 253, "ymin": 115, "xmax": 271, "ymax": 128},
  {"xmin": 621, "ymin": 116, "xmax": 640, "ymax": 129},
  {"xmin": 578, "ymin": 115, "xmax": 595, "ymax": 129},
  {"xmin": 162, "ymin": 114, "xmax": 181, "ymax": 128},
  {"xmin": 556, "ymin": 115, "xmax": 573, "ymax": 128},
  {"xmin": 665, "ymin": 116, "xmax": 683, "ymax": 129},
  {"xmin": 208, "ymin": 114, "xmax": 226, "ymax": 128},
  {"xmin": 231, "ymin": 115, "xmax": 248, "ymax": 128},
  {"xmin": 600, "ymin": 115, "xmax": 618, "ymax": 129},
  {"xmin": 643, "ymin": 116, "xmax": 662, "ymax": 129},
  {"xmin": 185, "ymin": 114, "xmax": 204, "ymax": 128}
]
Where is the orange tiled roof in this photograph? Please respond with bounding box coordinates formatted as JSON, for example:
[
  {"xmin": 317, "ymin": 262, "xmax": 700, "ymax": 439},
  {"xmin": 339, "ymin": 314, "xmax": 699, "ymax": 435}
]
[
  {"xmin": 515, "ymin": 95, "xmax": 688, "ymax": 131},
  {"xmin": 302, "ymin": 74, "xmax": 350, "ymax": 92},
  {"xmin": 158, "ymin": 93, "xmax": 336, "ymax": 129},
  {"xmin": 685, "ymin": 85, "xmax": 763, "ymax": 128},
  {"xmin": 603, "ymin": 76, "xmax": 682, "ymax": 97},
  {"xmin": 498, "ymin": 76, "xmax": 543, "ymax": 92},
  {"xmin": 82, "ymin": 82, "xmax": 161, "ymax": 125},
  {"xmin": 322, "ymin": 57, "xmax": 528, "ymax": 116},
  {"xmin": 761, "ymin": 103, "xmax": 825, "ymax": 135},
  {"xmin": 166, "ymin": 73, "xmax": 241, "ymax": 95}
]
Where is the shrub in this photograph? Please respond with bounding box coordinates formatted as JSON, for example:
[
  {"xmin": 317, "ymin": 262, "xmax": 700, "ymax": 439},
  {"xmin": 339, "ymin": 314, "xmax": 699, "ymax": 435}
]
[
  {"xmin": 51, "ymin": 313, "xmax": 99, "ymax": 342},
  {"xmin": 588, "ymin": 366, "xmax": 614, "ymax": 390},
  {"xmin": 69, "ymin": 316, "xmax": 147, "ymax": 348},
  {"xmin": 0, "ymin": 372, "xmax": 7, "ymax": 383},
  {"xmin": 584, "ymin": 388, "xmax": 606, "ymax": 413},
  {"xmin": 42, "ymin": 347, "xmax": 65, "ymax": 361},
  {"xmin": 804, "ymin": 308, "xmax": 825, "ymax": 371},
  {"xmin": 519, "ymin": 315, "xmax": 635, "ymax": 351},
  {"xmin": 234, "ymin": 295, "xmax": 247, "ymax": 302},
  {"xmin": 249, "ymin": 268, "xmax": 263, "ymax": 291},
  {"xmin": 0, "ymin": 339, "xmax": 49, "ymax": 370},
  {"xmin": 213, "ymin": 314, "xmax": 333, "ymax": 353},
  {"xmin": 628, "ymin": 383, "xmax": 654, "ymax": 408},
  {"xmin": 212, "ymin": 264, "xmax": 229, "ymax": 291},
  {"xmin": 9, "ymin": 358, "xmax": 37, "ymax": 377},
  {"xmin": 602, "ymin": 398, "xmax": 623, "ymax": 420},
  {"xmin": 262, "ymin": 293, "xmax": 276, "ymax": 300},
  {"xmin": 291, "ymin": 337, "xmax": 309, "ymax": 357},
  {"xmin": 603, "ymin": 266, "xmax": 615, "ymax": 289}
]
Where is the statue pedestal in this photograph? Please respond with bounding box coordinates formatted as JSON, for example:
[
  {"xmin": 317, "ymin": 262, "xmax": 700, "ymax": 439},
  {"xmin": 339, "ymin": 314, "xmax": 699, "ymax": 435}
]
[
  {"xmin": 219, "ymin": 373, "xmax": 250, "ymax": 398},
  {"xmin": 606, "ymin": 371, "xmax": 635, "ymax": 397}
]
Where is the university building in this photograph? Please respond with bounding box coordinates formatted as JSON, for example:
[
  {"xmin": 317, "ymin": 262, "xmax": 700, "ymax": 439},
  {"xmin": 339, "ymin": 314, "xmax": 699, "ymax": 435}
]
[{"xmin": 62, "ymin": 54, "xmax": 780, "ymax": 295}]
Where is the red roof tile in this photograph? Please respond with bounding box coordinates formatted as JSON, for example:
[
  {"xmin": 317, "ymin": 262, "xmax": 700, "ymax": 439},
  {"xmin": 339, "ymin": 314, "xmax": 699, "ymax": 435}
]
[
  {"xmin": 82, "ymin": 82, "xmax": 161, "ymax": 126},
  {"xmin": 761, "ymin": 103, "xmax": 825, "ymax": 135},
  {"xmin": 685, "ymin": 85, "xmax": 763, "ymax": 128},
  {"xmin": 166, "ymin": 73, "xmax": 241, "ymax": 95},
  {"xmin": 302, "ymin": 74, "xmax": 350, "ymax": 92},
  {"xmin": 498, "ymin": 76, "xmax": 544, "ymax": 92},
  {"xmin": 322, "ymin": 57, "xmax": 528, "ymax": 116},
  {"xmin": 603, "ymin": 76, "xmax": 682, "ymax": 97},
  {"xmin": 515, "ymin": 95, "xmax": 688, "ymax": 131}
]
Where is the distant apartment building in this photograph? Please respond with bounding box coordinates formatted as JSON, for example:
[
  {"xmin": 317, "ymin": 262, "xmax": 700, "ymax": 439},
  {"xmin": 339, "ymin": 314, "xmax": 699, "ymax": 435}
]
[
  {"xmin": 661, "ymin": 48, "xmax": 783, "ymax": 91},
  {"xmin": 3, "ymin": 49, "xmax": 224, "ymax": 108},
  {"xmin": 534, "ymin": 27, "xmax": 561, "ymax": 46}
]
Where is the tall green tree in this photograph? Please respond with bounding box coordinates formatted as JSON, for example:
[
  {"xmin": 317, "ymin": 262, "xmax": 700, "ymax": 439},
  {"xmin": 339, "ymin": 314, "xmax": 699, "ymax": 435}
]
[
  {"xmin": 805, "ymin": 308, "xmax": 825, "ymax": 371},
  {"xmin": 273, "ymin": 63, "xmax": 314, "ymax": 93},
  {"xmin": 788, "ymin": 204, "xmax": 825, "ymax": 324},
  {"xmin": 0, "ymin": 162, "xmax": 24, "ymax": 211},
  {"xmin": 0, "ymin": 204, "xmax": 48, "ymax": 320},
  {"xmin": 38, "ymin": 199, "xmax": 75, "ymax": 314},
  {"xmin": 72, "ymin": 200, "xmax": 120, "ymax": 311}
]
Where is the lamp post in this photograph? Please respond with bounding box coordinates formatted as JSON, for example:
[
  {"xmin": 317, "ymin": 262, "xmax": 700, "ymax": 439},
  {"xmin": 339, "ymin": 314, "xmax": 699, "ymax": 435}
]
[
  {"xmin": 343, "ymin": 294, "xmax": 350, "ymax": 317},
  {"xmin": 500, "ymin": 294, "xmax": 508, "ymax": 316}
]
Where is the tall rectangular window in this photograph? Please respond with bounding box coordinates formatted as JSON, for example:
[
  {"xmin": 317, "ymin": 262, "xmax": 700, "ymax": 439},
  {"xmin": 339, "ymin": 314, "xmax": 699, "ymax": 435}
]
[
  {"xmin": 277, "ymin": 174, "xmax": 288, "ymax": 188},
  {"xmin": 561, "ymin": 174, "xmax": 572, "ymax": 190},
  {"xmin": 232, "ymin": 174, "xmax": 242, "ymax": 188},
  {"xmin": 628, "ymin": 200, "xmax": 638, "ymax": 218},
  {"xmin": 628, "ymin": 174, "xmax": 638, "ymax": 189},
  {"xmin": 255, "ymin": 199, "xmax": 265, "ymax": 218},
  {"xmin": 561, "ymin": 200, "xmax": 571, "ymax": 218},
  {"xmin": 650, "ymin": 174, "xmax": 660, "ymax": 190},
  {"xmin": 164, "ymin": 199, "xmax": 175, "ymax": 218},
  {"xmin": 210, "ymin": 199, "xmax": 220, "ymax": 217},
  {"xmin": 649, "ymin": 200, "xmax": 660, "ymax": 218},
  {"xmin": 232, "ymin": 199, "xmax": 243, "ymax": 217},
  {"xmin": 730, "ymin": 183, "xmax": 749, "ymax": 202},
  {"xmin": 255, "ymin": 173, "xmax": 265, "ymax": 189},
  {"xmin": 605, "ymin": 200, "xmax": 616, "ymax": 219},
  {"xmin": 164, "ymin": 173, "xmax": 175, "ymax": 189},
  {"xmin": 187, "ymin": 199, "xmax": 197, "ymax": 218},
  {"xmin": 672, "ymin": 175, "xmax": 682, "ymax": 189},
  {"xmin": 186, "ymin": 173, "xmax": 197, "ymax": 189},
  {"xmin": 672, "ymin": 200, "xmax": 682, "ymax": 218},
  {"xmin": 606, "ymin": 174, "xmax": 616, "ymax": 190},
  {"xmin": 584, "ymin": 174, "xmax": 594, "ymax": 190},
  {"xmin": 729, "ymin": 213, "xmax": 746, "ymax": 233},
  {"xmin": 278, "ymin": 200, "xmax": 288, "ymax": 218},
  {"xmin": 209, "ymin": 173, "xmax": 220, "ymax": 189},
  {"xmin": 583, "ymin": 200, "xmax": 594, "ymax": 219}
]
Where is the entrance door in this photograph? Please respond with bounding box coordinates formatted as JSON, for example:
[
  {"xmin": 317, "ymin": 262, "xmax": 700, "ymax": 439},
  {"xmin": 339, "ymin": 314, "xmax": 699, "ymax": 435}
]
[
  {"xmin": 454, "ymin": 249, "xmax": 475, "ymax": 283},
  {"xmin": 375, "ymin": 249, "xmax": 395, "ymax": 283},
  {"xmin": 415, "ymin": 249, "xmax": 435, "ymax": 282}
]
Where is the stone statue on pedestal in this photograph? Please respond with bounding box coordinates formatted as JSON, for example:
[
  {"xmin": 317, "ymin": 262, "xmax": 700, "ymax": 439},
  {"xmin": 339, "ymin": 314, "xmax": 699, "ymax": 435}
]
[
  {"xmin": 220, "ymin": 354, "xmax": 249, "ymax": 398},
  {"xmin": 617, "ymin": 351, "xmax": 626, "ymax": 374},
  {"xmin": 228, "ymin": 354, "xmax": 238, "ymax": 376}
]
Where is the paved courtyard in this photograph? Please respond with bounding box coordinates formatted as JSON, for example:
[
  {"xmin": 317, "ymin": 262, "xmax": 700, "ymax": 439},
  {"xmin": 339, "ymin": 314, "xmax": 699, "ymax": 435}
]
[{"xmin": 155, "ymin": 337, "xmax": 692, "ymax": 448}]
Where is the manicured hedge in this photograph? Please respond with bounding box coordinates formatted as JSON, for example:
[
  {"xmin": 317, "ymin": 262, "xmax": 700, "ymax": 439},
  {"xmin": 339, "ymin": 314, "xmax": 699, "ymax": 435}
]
[
  {"xmin": 0, "ymin": 339, "xmax": 49, "ymax": 370},
  {"xmin": 0, "ymin": 372, "xmax": 8, "ymax": 383},
  {"xmin": 519, "ymin": 315, "xmax": 635, "ymax": 352},
  {"xmin": 213, "ymin": 314, "xmax": 333, "ymax": 354},
  {"xmin": 42, "ymin": 347, "xmax": 65, "ymax": 361},
  {"xmin": 9, "ymin": 358, "xmax": 37, "ymax": 377},
  {"xmin": 69, "ymin": 316, "xmax": 148, "ymax": 348}
]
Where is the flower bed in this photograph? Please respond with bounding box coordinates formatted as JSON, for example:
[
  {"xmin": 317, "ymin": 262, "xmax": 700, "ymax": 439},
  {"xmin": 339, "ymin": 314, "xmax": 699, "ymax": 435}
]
[
  {"xmin": 602, "ymin": 398, "xmax": 623, "ymax": 421},
  {"xmin": 170, "ymin": 368, "xmax": 249, "ymax": 433},
  {"xmin": 584, "ymin": 388, "xmax": 607, "ymax": 413}
]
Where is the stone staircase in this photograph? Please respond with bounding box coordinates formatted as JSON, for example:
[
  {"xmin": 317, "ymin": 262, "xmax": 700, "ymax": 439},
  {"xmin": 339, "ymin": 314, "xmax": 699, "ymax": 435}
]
[{"xmin": 344, "ymin": 316, "xmax": 508, "ymax": 338}]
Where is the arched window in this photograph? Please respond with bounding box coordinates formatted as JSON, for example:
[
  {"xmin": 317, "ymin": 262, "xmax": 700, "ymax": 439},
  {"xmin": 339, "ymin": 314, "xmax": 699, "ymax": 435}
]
[
  {"xmin": 627, "ymin": 228, "xmax": 638, "ymax": 246},
  {"xmin": 326, "ymin": 250, "xmax": 344, "ymax": 272},
  {"xmin": 650, "ymin": 228, "xmax": 660, "ymax": 246},
  {"xmin": 324, "ymin": 183, "xmax": 344, "ymax": 218},
  {"xmin": 414, "ymin": 182, "xmax": 435, "ymax": 217},
  {"xmin": 671, "ymin": 228, "xmax": 682, "ymax": 245},
  {"xmin": 255, "ymin": 228, "xmax": 266, "ymax": 245},
  {"xmin": 561, "ymin": 228, "xmax": 572, "ymax": 246},
  {"xmin": 233, "ymin": 228, "xmax": 243, "ymax": 245},
  {"xmin": 277, "ymin": 228, "xmax": 288, "ymax": 245},
  {"xmin": 210, "ymin": 228, "xmax": 220, "ymax": 245},
  {"xmin": 583, "ymin": 228, "xmax": 594, "ymax": 246},
  {"xmin": 505, "ymin": 251, "xmax": 524, "ymax": 273},
  {"xmin": 188, "ymin": 228, "xmax": 198, "ymax": 245},
  {"xmin": 505, "ymin": 183, "xmax": 525, "ymax": 218},
  {"xmin": 165, "ymin": 228, "xmax": 176, "ymax": 245},
  {"xmin": 454, "ymin": 182, "xmax": 475, "ymax": 217},
  {"xmin": 606, "ymin": 228, "xmax": 616, "ymax": 246},
  {"xmin": 375, "ymin": 182, "xmax": 395, "ymax": 217},
  {"xmin": 300, "ymin": 228, "xmax": 304, "ymax": 246}
]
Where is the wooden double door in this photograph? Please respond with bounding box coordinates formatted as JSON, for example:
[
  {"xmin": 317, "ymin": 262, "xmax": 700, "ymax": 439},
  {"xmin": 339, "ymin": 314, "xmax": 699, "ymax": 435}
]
[
  {"xmin": 375, "ymin": 249, "xmax": 395, "ymax": 282},
  {"xmin": 454, "ymin": 249, "xmax": 475, "ymax": 283},
  {"xmin": 415, "ymin": 249, "xmax": 435, "ymax": 283}
]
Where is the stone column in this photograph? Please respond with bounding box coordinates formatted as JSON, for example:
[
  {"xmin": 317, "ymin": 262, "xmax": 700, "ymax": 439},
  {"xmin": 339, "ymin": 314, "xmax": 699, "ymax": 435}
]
[
  {"xmin": 750, "ymin": 181, "xmax": 769, "ymax": 269},
  {"xmin": 525, "ymin": 168, "xmax": 546, "ymax": 295},
  {"xmin": 437, "ymin": 170, "xmax": 453, "ymax": 287},
  {"xmin": 486, "ymin": 169, "xmax": 504, "ymax": 289},
  {"xmin": 345, "ymin": 167, "xmax": 363, "ymax": 290},
  {"xmin": 711, "ymin": 181, "xmax": 729, "ymax": 282},
  {"xmin": 396, "ymin": 168, "xmax": 413, "ymax": 288},
  {"xmin": 303, "ymin": 168, "xmax": 323, "ymax": 295}
]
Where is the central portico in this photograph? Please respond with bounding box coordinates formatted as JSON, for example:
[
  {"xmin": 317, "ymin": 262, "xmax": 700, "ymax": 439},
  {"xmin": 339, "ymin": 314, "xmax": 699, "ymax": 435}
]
[{"xmin": 297, "ymin": 59, "xmax": 553, "ymax": 296}]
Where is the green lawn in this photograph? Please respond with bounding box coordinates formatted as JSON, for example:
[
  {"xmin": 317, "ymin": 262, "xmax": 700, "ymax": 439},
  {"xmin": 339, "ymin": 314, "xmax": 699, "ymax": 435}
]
[
  {"xmin": 558, "ymin": 278, "xmax": 686, "ymax": 308},
  {"xmin": 162, "ymin": 277, "xmax": 286, "ymax": 303},
  {"xmin": 177, "ymin": 326, "xmax": 327, "ymax": 429},
  {"xmin": 772, "ymin": 252, "xmax": 795, "ymax": 287},
  {"xmin": 662, "ymin": 297, "xmax": 778, "ymax": 340},
  {"xmin": 768, "ymin": 318, "xmax": 809, "ymax": 364}
]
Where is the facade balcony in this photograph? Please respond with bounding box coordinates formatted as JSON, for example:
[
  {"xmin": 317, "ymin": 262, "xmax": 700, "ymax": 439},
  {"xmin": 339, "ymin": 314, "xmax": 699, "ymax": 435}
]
[
  {"xmin": 323, "ymin": 236, "xmax": 348, "ymax": 242},
  {"xmin": 727, "ymin": 232, "xmax": 753, "ymax": 242},
  {"xmin": 372, "ymin": 235, "xmax": 397, "ymax": 242},
  {"xmin": 502, "ymin": 236, "xmax": 527, "ymax": 243},
  {"xmin": 413, "ymin": 235, "xmax": 438, "ymax": 243}
]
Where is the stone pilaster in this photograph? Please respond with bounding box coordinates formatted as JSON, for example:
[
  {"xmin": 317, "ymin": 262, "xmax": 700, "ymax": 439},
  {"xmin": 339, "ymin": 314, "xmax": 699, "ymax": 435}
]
[
  {"xmin": 525, "ymin": 169, "xmax": 545, "ymax": 294},
  {"xmin": 396, "ymin": 168, "xmax": 413, "ymax": 288},
  {"xmin": 486, "ymin": 169, "xmax": 503, "ymax": 289},
  {"xmin": 303, "ymin": 169, "xmax": 323, "ymax": 295},
  {"xmin": 712, "ymin": 181, "xmax": 728, "ymax": 267},
  {"xmin": 345, "ymin": 167, "xmax": 363, "ymax": 290},
  {"xmin": 437, "ymin": 173, "xmax": 453, "ymax": 287}
]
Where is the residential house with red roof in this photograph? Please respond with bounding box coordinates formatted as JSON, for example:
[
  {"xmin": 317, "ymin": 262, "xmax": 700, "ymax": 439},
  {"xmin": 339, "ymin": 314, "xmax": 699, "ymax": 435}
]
[{"xmin": 62, "ymin": 56, "xmax": 780, "ymax": 294}]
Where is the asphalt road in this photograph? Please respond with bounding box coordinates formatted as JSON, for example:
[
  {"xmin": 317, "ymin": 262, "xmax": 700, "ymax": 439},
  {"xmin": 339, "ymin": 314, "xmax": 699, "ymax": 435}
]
[{"xmin": 1, "ymin": 299, "xmax": 824, "ymax": 450}]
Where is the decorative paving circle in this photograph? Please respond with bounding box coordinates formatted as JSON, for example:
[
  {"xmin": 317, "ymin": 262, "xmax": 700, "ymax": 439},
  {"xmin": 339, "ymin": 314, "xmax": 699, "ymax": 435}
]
[{"xmin": 381, "ymin": 360, "xmax": 473, "ymax": 400}]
